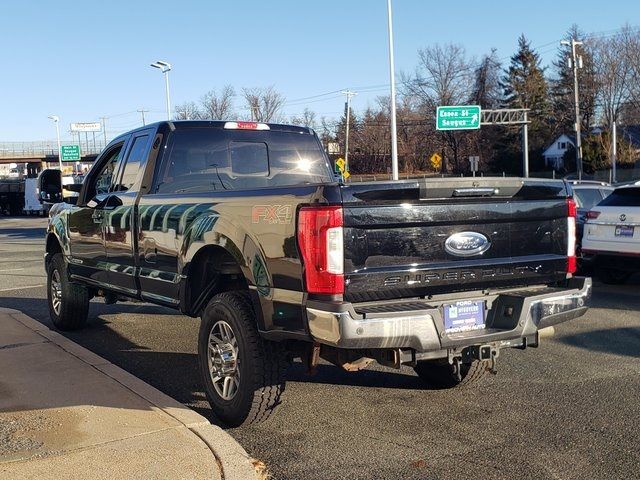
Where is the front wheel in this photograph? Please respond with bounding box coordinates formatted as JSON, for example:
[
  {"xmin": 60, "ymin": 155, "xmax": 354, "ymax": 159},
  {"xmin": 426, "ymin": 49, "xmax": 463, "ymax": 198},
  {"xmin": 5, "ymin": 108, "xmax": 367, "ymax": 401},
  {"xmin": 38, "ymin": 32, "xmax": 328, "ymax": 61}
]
[
  {"xmin": 414, "ymin": 358, "xmax": 491, "ymax": 388},
  {"xmin": 47, "ymin": 253, "xmax": 90, "ymax": 330},
  {"xmin": 198, "ymin": 291, "xmax": 287, "ymax": 427}
]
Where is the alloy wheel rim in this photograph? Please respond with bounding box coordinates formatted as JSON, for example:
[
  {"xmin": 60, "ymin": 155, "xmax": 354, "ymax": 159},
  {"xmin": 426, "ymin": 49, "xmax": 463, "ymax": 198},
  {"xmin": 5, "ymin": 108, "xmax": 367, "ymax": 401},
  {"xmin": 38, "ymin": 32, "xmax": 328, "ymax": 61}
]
[
  {"xmin": 207, "ymin": 320, "xmax": 240, "ymax": 400},
  {"xmin": 51, "ymin": 269, "xmax": 62, "ymax": 315}
]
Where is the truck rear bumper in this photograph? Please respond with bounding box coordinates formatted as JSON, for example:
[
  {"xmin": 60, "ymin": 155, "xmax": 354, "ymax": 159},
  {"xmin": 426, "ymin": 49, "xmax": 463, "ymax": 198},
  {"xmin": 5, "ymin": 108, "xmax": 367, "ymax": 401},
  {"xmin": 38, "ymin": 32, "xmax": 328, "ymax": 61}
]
[{"xmin": 306, "ymin": 277, "xmax": 591, "ymax": 351}]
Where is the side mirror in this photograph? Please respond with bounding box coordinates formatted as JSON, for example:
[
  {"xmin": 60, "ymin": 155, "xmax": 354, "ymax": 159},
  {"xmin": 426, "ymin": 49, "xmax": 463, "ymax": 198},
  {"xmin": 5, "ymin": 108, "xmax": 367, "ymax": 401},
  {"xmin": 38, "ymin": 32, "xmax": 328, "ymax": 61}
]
[{"xmin": 37, "ymin": 169, "xmax": 63, "ymax": 204}]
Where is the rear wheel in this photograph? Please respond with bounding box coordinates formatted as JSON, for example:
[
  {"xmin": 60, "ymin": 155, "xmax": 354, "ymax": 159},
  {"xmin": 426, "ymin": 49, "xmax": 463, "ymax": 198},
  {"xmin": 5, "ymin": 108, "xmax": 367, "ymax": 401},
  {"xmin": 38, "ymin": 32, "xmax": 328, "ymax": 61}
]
[
  {"xmin": 47, "ymin": 253, "xmax": 90, "ymax": 330},
  {"xmin": 414, "ymin": 359, "xmax": 491, "ymax": 388},
  {"xmin": 198, "ymin": 291, "xmax": 287, "ymax": 427},
  {"xmin": 598, "ymin": 267, "xmax": 631, "ymax": 285}
]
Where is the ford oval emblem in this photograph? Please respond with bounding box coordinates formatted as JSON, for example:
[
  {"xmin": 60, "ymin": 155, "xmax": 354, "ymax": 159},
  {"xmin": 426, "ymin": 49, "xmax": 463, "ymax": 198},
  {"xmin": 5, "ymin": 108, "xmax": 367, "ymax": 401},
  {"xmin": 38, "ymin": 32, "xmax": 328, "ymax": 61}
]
[{"xmin": 445, "ymin": 231, "xmax": 490, "ymax": 257}]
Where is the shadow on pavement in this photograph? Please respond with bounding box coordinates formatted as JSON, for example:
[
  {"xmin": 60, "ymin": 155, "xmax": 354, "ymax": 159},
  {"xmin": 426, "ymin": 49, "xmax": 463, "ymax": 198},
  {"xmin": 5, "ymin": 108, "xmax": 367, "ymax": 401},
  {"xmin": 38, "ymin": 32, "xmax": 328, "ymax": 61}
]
[
  {"xmin": 0, "ymin": 295, "xmax": 208, "ymax": 412},
  {"xmin": 557, "ymin": 327, "xmax": 640, "ymax": 358},
  {"xmin": 0, "ymin": 227, "xmax": 47, "ymax": 240}
]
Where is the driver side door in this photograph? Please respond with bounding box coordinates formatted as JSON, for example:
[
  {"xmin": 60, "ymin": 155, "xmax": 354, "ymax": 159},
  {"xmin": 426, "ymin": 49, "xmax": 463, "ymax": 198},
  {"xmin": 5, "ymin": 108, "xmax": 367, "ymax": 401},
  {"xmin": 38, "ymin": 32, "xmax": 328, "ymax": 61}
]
[{"xmin": 67, "ymin": 140, "xmax": 128, "ymax": 285}]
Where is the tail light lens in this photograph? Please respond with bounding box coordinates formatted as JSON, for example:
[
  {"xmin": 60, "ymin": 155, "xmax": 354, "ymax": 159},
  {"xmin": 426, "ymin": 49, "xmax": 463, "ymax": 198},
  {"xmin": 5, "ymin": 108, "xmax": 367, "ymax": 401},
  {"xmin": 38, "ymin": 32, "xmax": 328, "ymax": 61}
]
[
  {"xmin": 586, "ymin": 210, "xmax": 600, "ymax": 219},
  {"xmin": 567, "ymin": 198, "xmax": 577, "ymax": 275},
  {"xmin": 297, "ymin": 206, "xmax": 344, "ymax": 294}
]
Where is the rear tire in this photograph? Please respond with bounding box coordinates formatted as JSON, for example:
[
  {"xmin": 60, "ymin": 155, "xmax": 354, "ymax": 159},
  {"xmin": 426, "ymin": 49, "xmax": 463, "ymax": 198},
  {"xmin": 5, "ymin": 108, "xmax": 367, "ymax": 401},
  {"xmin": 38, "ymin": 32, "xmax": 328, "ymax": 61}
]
[
  {"xmin": 198, "ymin": 291, "xmax": 287, "ymax": 427},
  {"xmin": 598, "ymin": 267, "xmax": 631, "ymax": 285},
  {"xmin": 47, "ymin": 253, "xmax": 90, "ymax": 330},
  {"xmin": 414, "ymin": 359, "xmax": 491, "ymax": 388}
]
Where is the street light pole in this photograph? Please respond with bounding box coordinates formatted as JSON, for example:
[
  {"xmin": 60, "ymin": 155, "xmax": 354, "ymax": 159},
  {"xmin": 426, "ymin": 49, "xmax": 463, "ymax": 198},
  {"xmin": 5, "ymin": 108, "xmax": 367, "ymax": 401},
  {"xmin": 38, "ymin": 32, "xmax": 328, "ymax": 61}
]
[
  {"xmin": 562, "ymin": 39, "xmax": 584, "ymax": 180},
  {"xmin": 151, "ymin": 60, "xmax": 172, "ymax": 120},
  {"xmin": 387, "ymin": 0, "xmax": 399, "ymax": 181},
  {"xmin": 341, "ymin": 90, "xmax": 357, "ymax": 174},
  {"xmin": 48, "ymin": 115, "xmax": 62, "ymax": 170}
]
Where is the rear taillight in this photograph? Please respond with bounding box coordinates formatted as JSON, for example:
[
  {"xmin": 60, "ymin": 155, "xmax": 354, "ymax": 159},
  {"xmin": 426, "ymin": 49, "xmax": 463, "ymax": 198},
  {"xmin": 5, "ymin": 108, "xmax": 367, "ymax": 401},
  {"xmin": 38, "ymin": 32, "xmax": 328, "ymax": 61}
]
[
  {"xmin": 567, "ymin": 198, "xmax": 577, "ymax": 274},
  {"xmin": 297, "ymin": 206, "xmax": 344, "ymax": 294},
  {"xmin": 586, "ymin": 210, "xmax": 601, "ymax": 219}
]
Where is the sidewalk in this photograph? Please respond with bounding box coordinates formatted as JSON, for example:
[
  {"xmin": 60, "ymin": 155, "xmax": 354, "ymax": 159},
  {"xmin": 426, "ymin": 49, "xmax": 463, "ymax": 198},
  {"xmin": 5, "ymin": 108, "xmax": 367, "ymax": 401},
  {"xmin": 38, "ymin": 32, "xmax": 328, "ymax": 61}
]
[{"xmin": 0, "ymin": 307, "xmax": 257, "ymax": 480}]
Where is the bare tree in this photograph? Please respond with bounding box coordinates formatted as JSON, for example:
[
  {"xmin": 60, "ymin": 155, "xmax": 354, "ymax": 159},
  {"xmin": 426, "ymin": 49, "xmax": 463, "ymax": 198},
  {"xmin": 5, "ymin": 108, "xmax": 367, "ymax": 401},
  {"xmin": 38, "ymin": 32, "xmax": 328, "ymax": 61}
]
[
  {"xmin": 404, "ymin": 43, "xmax": 473, "ymax": 108},
  {"xmin": 593, "ymin": 27, "xmax": 635, "ymax": 127},
  {"xmin": 403, "ymin": 43, "xmax": 474, "ymax": 172},
  {"xmin": 621, "ymin": 27, "xmax": 640, "ymax": 124},
  {"xmin": 200, "ymin": 85, "xmax": 236, "ymax": 120},
  {"xmin": 291, "ymin": 108, "xmax": 317, "ymax": 129},
  {"xmin": 242, "ymin": 86, "xmax": 286, "ymax": 122},
  {"xmin": 174, "ymin": 101, "xmax": 202, "ymax": 120}
]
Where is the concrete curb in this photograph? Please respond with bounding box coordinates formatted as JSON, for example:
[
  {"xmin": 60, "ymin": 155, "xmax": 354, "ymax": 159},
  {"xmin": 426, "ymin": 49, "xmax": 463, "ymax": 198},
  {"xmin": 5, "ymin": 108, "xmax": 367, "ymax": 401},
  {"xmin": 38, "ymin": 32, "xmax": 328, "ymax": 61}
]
[{"xmin": 3, "ymin": 307, "xmax": 258, "ymax": 480}]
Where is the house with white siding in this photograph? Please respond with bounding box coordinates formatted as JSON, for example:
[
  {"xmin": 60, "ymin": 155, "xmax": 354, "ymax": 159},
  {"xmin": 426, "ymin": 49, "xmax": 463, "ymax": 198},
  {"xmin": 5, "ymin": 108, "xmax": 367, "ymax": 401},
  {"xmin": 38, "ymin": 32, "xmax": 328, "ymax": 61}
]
[{"xmin": 543, "ymin": 134, "xmax": 575, "ymax": 170}]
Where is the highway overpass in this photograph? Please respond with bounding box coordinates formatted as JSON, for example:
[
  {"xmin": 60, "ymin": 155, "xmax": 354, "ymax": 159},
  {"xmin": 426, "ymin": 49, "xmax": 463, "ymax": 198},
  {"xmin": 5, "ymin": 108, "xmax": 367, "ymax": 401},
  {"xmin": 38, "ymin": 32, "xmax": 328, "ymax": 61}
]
[{"xmin": 0, "ymin": 141, "xmax": 104, "ymax": 165}]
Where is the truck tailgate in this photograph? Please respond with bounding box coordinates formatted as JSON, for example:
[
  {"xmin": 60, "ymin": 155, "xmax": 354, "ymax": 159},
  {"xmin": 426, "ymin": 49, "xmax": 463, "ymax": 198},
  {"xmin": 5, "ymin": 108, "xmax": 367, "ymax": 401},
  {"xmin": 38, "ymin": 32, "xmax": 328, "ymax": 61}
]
[{"xmin": 341, "ymin": 178, "xmax": 570, "ymax": 302}]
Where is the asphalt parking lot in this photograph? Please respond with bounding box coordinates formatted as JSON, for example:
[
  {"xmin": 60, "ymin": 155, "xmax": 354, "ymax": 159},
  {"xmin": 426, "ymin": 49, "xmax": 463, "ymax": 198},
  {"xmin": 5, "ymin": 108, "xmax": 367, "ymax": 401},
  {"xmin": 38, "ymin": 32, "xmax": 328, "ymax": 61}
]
[{"xmin": 1, "ymin": 216, "xmax": 639, "ymax": 480}]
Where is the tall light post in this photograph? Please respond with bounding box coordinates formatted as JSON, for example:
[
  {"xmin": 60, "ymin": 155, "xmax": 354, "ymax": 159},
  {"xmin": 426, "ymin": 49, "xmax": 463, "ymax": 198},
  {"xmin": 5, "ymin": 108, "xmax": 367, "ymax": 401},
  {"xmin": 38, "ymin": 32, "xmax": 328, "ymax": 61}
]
[
  {"xmin": 561, "ymin": 39, "xmax": 584, "ymax": 180},
  {"xmin": 48, "ymin": 115, "xmax": 62, "ymax": 170},
  {"xmin": 341, "ymin": 90, "xmax": 357, "ymax": 174},
  {"xmin": 387, "ymin": 0, "xmax": 399, "ymax": 181},
  {"xmin": 150, "ymin": 60, "xmax": 172, "ymax": 120}
]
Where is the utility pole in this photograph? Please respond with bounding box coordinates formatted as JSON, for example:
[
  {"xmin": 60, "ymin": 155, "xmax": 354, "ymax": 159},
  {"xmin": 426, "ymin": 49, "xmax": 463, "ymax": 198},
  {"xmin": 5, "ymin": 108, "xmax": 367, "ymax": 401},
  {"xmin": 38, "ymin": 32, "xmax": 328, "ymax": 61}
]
[
  {"xmin": 341, "ymin": 90, "xmax": 357, "ymax": 173},
  {"xmin": 522, "ymin": 111, "xmax": 529, "ymax": 178},
  {"xmin": 612, "ymin": 120, "xmax": 617, "ymax": 183},
  {"xmin": 387, "ymin": 0, "xmax": 399, "ymax": 180},
  {"xmin": 47, "ymin": 115, "xmax": 62, "ymax": 170},
  {"xmin": 99, "ymin": 117, "xmax": 108, "ymax": 145},
  {"xmin": 562, "ymin": 38, "xmax": 584, "ymax": 180},
  {"xmin": 150, "ymin": 61, "xmax": 172, "ymax": 120},
  {"xmin": 137, "ymin": 108, "xmax": 149, "ymax": 126}
]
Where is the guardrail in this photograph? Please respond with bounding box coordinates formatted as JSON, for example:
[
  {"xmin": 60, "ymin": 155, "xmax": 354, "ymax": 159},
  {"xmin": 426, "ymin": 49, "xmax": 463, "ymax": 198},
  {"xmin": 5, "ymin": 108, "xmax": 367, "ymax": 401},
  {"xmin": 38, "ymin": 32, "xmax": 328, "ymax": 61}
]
[{"xmin": 0, "ymin": 141, "xmax": 106, "ymax": 159}]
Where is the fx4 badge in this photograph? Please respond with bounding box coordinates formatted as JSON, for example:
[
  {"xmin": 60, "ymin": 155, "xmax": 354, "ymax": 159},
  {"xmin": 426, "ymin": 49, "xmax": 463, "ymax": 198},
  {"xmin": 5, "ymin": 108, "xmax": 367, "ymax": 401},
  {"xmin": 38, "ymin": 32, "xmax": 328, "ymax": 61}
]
[{"xmin": 252, "ymin": 205, "xmax": 292, "ymax": 224}]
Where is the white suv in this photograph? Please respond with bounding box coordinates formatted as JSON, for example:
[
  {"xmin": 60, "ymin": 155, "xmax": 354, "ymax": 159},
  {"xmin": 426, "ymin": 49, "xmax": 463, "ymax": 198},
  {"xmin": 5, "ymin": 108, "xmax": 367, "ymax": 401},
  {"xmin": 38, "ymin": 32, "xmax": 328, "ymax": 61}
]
[{"xmin": 582, "ymin": 184, "xmax": 640, "ymax": 284}]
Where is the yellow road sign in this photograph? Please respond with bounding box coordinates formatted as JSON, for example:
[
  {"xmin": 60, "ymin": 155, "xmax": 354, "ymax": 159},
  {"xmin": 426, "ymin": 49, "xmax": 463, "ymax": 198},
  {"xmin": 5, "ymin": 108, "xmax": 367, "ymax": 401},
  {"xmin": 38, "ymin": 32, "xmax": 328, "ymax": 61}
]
[
  {"xmin": 342, "ymin": 171, "xmax": 351, "ymax": 180},
  {"xmin": 430, "ymin": 153, "xmax": 442, "ymax": 170},
  {"xmin": 335, "ymin": 157, "xmax": 345, "ymax": 170}
]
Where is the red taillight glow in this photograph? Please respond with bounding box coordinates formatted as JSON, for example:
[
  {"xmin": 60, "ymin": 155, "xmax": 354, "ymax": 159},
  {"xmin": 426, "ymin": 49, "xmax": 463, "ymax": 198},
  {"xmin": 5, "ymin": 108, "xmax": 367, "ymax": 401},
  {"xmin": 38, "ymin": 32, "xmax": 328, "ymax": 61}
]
[
  {"xmin": 297, "ymin": 206, "xmax": 344, "ymax": 295},
  {"xmin": 586, "ymin": 210, "xmax": 601, "ymax": 219},
  {"xmin": 567, "ymin": 198, "xmax": 577, "ymax": 275}
]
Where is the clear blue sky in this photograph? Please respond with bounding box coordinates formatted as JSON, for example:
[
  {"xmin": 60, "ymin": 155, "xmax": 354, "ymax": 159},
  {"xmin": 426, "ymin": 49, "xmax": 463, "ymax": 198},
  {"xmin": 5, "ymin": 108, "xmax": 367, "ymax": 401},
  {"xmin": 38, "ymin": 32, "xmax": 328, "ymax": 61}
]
[{"xmin": 1, "ymin": 0, "xmax": 637, "ymax": 142}]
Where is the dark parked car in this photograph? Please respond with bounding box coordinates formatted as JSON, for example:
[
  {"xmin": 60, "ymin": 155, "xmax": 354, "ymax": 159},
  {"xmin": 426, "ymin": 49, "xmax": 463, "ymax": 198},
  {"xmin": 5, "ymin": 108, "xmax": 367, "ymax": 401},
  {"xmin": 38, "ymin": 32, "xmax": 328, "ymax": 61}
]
[{"xmin": 40, "ymin": 120, "xmax": 591, "ymax": 426}]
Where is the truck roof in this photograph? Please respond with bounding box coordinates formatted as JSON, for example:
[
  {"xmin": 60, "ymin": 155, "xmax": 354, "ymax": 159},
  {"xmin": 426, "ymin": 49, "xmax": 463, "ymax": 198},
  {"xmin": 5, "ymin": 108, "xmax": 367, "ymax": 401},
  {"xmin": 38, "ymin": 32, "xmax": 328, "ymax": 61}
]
[{"xmin": 113, "ymin": 121, "xmax": 314, "ymax": 143}]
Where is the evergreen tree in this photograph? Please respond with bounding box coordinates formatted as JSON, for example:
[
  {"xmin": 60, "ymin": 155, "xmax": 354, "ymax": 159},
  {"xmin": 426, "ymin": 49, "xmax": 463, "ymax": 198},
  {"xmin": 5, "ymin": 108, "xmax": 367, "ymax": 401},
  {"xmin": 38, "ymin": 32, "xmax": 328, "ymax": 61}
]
[
  {"xmin": 470, "ymin": 49, "xmax": 502, "ymax": 108},
  {"xmin": 498, "ymin": 35, "xmax": 553, "ymax": 173}
]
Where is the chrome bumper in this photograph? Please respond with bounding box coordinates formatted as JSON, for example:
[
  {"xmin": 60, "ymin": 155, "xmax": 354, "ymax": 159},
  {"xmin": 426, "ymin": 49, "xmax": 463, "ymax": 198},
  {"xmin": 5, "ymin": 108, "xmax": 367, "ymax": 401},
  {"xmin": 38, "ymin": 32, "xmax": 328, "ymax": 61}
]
[{"xmin": 306, "ymin": 277, "xmax": 591, "ymax": 351}]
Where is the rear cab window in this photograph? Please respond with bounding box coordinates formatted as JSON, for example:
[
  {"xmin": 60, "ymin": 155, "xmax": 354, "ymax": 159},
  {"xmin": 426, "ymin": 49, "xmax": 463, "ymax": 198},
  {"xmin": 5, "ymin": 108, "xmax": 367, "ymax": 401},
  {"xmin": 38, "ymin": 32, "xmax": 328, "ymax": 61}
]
[{"xmin": 153, "ymin": 127, "xmax": 332, "ymax": 194}]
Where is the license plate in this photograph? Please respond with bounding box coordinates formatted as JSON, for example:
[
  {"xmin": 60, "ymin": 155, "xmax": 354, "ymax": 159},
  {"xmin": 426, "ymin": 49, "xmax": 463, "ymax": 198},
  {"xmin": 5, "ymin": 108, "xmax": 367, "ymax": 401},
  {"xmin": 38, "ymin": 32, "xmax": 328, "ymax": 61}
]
[
  {"xmin": 443, "ymin": 300, "xmax": 486, "ymax": 333},
  {"xmin": 615, "ymin": 225, "xmax": 634, "ymax": 237}
]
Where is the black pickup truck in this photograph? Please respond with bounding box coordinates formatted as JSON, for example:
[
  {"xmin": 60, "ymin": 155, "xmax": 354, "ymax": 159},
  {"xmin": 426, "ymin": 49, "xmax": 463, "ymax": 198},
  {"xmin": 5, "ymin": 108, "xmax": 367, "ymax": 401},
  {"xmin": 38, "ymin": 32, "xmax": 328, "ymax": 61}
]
[{"xmin": 41, "ymin": 120, "xmax": 591, "ymax": 426}]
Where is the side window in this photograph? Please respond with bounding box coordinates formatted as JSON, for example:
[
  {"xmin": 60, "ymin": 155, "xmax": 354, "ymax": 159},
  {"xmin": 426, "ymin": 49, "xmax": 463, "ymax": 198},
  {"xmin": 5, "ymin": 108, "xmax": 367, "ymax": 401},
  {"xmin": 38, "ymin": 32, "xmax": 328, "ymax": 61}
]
[
  {"xmin": 113, "ymin": 135, "xmax": 149, "ymax": 192},
  {"xmin": 93, "ymin": 146, "xmax": 123, "ymax": 197},
  {"xmin": 155, "ymin": 129, "xmax": 228, "ymax": 194}
]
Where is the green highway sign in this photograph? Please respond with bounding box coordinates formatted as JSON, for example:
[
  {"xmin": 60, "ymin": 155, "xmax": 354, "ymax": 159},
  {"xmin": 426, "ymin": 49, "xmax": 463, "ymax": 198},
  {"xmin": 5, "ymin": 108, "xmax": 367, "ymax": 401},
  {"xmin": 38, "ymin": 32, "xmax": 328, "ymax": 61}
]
[
  {"xmin": 436, "ymin": 105, "xmax": 481, "ymax": 131},
  {"xmin": 61, "ymin": 144, "xmax": 81, "ymax": 161}
]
